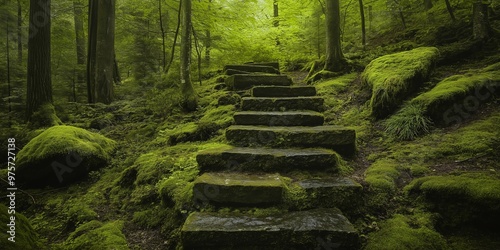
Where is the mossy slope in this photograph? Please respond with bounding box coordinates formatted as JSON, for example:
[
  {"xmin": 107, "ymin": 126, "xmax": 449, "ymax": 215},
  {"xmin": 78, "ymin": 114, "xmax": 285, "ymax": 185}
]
[
  {"xmin": 61, "ymin": 220, "xmax": 129, "ymax": 249},
  {"xmin": 0, "ymin": 204, "xmax": 44, "ymax": 250},
  {"xmin": 362, "ymin": 47, "xmax": 439, "ymax": 118},
  {"xmin": 17, "ymin": 125, "xmax": 116, "ymax": 187}
]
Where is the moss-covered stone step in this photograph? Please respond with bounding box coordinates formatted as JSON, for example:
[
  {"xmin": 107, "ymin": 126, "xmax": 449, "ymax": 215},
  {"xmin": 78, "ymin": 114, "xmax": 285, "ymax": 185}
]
[
  {"xmin": 251, "ymin": 86, "xmax": 316, "ymax": 97},
  {"xmin": 226, "ymin": 125, "xmax": 356, "ymax": 155},
  {"xmin": 224, "ymin": 64, "xmax": 279, "ymax": 75},
  {"xmin": 193, "ymin": 173, "xmax": 283, "ymax": 206},
  {"xmin": 241, "ymin": 97, "xmax": 324, "ymax": 112},
  {"xmin": 197, "ymin": 146, "xmax": 341, "ymax": 172},
  {"xmin": 298, "ymin": 178, "xmax": 363, "ymax": 212},
  {"xmin": 181, "ymin": 208, "xmax": 359, "ymax": 249},
  {"xmin": 245, "ymin": 61, "xmax": 280, "ymax": 70},
  {"xmin": 225, "ymin": 74, "xmax": 292, "ymax": 90},
  {"xmin": 234, "ymin": 111, "xmax": 324, "ymax": 126}
]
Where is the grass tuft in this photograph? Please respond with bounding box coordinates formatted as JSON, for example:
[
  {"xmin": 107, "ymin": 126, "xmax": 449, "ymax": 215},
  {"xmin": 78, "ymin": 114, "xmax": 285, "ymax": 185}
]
[{"xmin": 384, "ymin": 103, "xmax": 433, "ymax": 141}]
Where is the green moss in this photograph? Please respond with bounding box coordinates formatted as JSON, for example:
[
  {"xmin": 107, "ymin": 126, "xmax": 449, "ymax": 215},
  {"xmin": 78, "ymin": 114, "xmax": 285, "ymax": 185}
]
[
  {"xmin": 67, "ymin": 203, "xmax": 98, "ymax": 228},
  {"xmin": 197, "ymin": 104, "xmax": 235, "ymax": 135},
  {"xmin": 63, "ymin": 220, "xmax": 128, "ymax": 250},
  {"xmin": 0, "ymin": 204, "xmax": 44, "ymax": 250},
  {"xmin": 16, "ymin": 125, "xmax": 116, "ymax": 186},
  {"xmin": 405, "ymin": 173, "xmax": 500, "ymax": 203},
  {"xmin": 365, "ymin": 213, "xmax": 447, "ymax": 250},
  {"xmin": 315, "ymin": 73, "xmax": 358, "ymax": 108},
  {"xmin": 282, "ymin": 177, "xmax": 309, "ymax": 210},
  {"xmin": 409, "ymin": 64, "xmax": 500, "ymax": 124},
  {"xmin": 132, "ymin": 206, "xmax": 176, "ymax": 229},
  {"xmin": 385, "ymin": 102, "xmax": 433, "ymax": 140},
  {"xmin": 28, "ymin": 103, "xmax": 63, "ymax": 128},
  {"xmin": 362, "ymin": 47, "xmax": 439, "ymax": 118},
  {"xmin": 365, "ymin": 159, "xmax": 400, "ymax": 192}
]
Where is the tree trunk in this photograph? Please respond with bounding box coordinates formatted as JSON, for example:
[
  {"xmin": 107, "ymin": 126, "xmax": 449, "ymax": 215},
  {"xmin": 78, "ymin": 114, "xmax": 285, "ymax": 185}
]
[
  {"xmin": 6, "ymin": 9, "xmax": 11, "ymax": 114},
  {"xmin": 324, "ymin": 0, "xmax": 345, "ymax": 72},
  {"xmin": 180, "ymin": 0, "xmax": 197, "ymax": 111},
  {"xmin": 273, "ymin": 0, "xmax": 279, "ymax": 27},
  {"xmin": 87, "ymin": 0, "xmax": 98, "ymax": 103},
  {"xmin": 159, "ymin": 0, "xmax": 166, "ymax": 70},
  {"xmin": 26, "ymin": 0, "xmax": 56, "ymax": 123},
  {"xmin": 205, "ymin": 0, "xmax": 211, "ymax": 66},
  {"xmin": 73, "ymin": 0, "xmax": 85, "ymax": 87},
  {"xmin": 17, "ymin": 0, "xmax": 22, "ymax": 64},
  {"xmin": 473, "ymin": 2, "xmax": 490, "ymax": 41},
  {"xmin": 164, "ymin": 0, "xmax": 182, "ymax": 74},
  {"xmin": 113, "ymin": 53, "xmax": 121, "ymax": 84},
  {"xmin": 444, "ymin": 0, "xmax": 456, "ymax": 22},
  {"xmin": 398, "ymin": 7, "xmax": 406, "ymax": 29},
  {"xmin": 359, "ymin": 0, "xmax": 366, "ymax": 47},
  {"xmin": 94, "ymin": 0, "xmax": 115, "ymax": 104}
]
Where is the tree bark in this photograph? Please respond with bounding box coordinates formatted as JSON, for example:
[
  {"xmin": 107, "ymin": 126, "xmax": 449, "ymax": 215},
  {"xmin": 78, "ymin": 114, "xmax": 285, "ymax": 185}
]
[
  {"xmin": 165, "ymin": 0, "xmax": 182, "ymax": 74},
  {"xmin": 324, "ymin": 0, "xmax": 345, "ymax": 72},
  {"xmin": 180, "ymin": 0, "xmax": 197, "ymax": 111},
  {"xmin": 26, "ymin": 0, "xmax": 54, "ymax": 121},
  {"xmin": 205, "ymin": 0, "xmax": 212, "ymax": 66},
  {"xmin": 73, "ymin": 0, "xmax": 85, "ymax": 86},
  {"xmin": 444, "ymin": 0, "xmax": 456, "ymax": 22},
  {"xmin": 359, "ymin": 0, "xmax": 366, "ymax": 47},
  {"xmin": 17, "ymin": 0, "xmax": 22, "ymax": 64},
  {"xmin": 94, "ymin": 0, "xmax": 115, "ymax": 104},
  {"xmin": 473, "ymin": 2, "xmax": 490, "ymax": 41},
  {"xmin": 87, "ymin": 0, "xmax": 98, "ymax": 103},
  {"xmin": 159, "ymin": 0, "xmax": 166, "ymax": 70},
  {"xmin": 273, "ymin": 0, "xmax": 279, "ymax": 27}
]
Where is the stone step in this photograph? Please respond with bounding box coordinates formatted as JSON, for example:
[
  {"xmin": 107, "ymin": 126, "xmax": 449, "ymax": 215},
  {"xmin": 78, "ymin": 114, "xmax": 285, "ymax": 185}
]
[
  {"xmin": 224, "ymin": 64, "xmax": 279, "ymax": 75},
  {"xmin": 298, "ymin": 178, "xmax": 363, "ymax": 213},
  {"xmin": 241, "ymin": 97, "xmax": 324, "ymax": 112},
  {"xmin": 196, "ymin": 146, "xmax": 341, "ymax": 172},
  {"xmin": 234, "ymin": 111, "xmax": 324, "ymax": 126},
  {"xmin": 193, "ymin": 172, "xmax": 283, "ymax": 206},
  {"xmin": 245, "ymin": 61, "xmax": 280, "ymax": 70},
  {"xmin": 251, "ymin": 86, "xmax": 317, "ymax": 97},
  {"xmin": 225, "ymin": 74, "xmax": 292, "ymax": 90},
  {"xmin": 226, "ymin": 125, "xmax": 356, "ymax": 155},
  {"xmin": 181, "ymin": 208, "xmax": 359, "ymax": 249}
]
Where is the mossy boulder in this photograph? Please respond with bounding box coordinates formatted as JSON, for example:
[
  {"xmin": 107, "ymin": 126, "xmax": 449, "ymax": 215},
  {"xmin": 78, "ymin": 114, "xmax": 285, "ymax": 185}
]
[
  {"xmin": 362, "ymin": 47, "xmax": 439, "ymax": 118},
  {"xmin": 365, "ymin": 213, "xmax": 446, "ymax": 250},
  {"xmin": 17, "ymin": 125, "xmax": 116, "ymax": 187},
  {"xmin": 62, "ymin": 220, "xmax": 129, "ymax": 249},
  {"xmin": 405, "ymin": 173, "xmax": 500, "ymax": 229},
  {"xmin": 0, "ymin": 204, "xmax": 43, "ymax": 250},
  {"xmin": 409, "ymin": 62, "xmax": 500, "ymax": 125}
]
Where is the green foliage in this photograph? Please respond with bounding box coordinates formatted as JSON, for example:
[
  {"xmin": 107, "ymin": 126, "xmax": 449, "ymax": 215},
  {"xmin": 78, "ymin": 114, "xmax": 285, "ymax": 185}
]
[
  {"xmin": 385, "ymin": 103, "xmax": 433, "ymax": 141},
  {"xmin": 365, "ymin": 213, "xmax": 447, "ymax": 250},
  {"xmin": 62, "ymin": 220, "xmax": 129, "ymax": 250},
  {"xmin": 0, "ymin": 204, "xmax": 44, "ymax": 250},
  {"xmin": 362, "ymin": 47, "xmax": 439, "ymax": 118},
  {"xmin": 28, "ymin": 103, "xmax": 63, "ymax": 129},
  {"xmin": 145, "ymin": 88, "xmax": 183, "ymax": 118}
]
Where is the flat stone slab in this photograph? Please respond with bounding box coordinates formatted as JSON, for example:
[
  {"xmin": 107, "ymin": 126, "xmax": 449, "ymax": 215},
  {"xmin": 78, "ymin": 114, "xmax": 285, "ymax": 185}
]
[
  {"xmin": 193, "ymin": 173, "xmax": 283, "ymax": 206},
  {"xmin": 225, "ymin": 74, "xmax": 292, "ymax": 90},
  {"xmin": 182, "ymin": 208, "xmax": 359, "ymax": 249},
  {"xmin": 197, "ymin": 146, "xmax": 341, "ymax": 172},
  {"xmin": 245, "ymin": 61, "xmax": 280, "ymax": 70},
  {"xmin": 241, "ymin": 97, "xmax": 324, "ymax": 112},
  {"xmin": 252, "ymin": 86, "xmax": 317, "ymax": 97},
  {"xmin": 234, "ymin": 111, "xmax": 324, "ymax": 126},
  {"xmin": 224, "ymin": 65, "xmax": 279, "ymax": 75},
  {"xmin": 298, "ymin": 178, "xmax": 363, "ymax": 212},
  {"xmin": 226, "ymin": 125, "xmax": 356, "ymax": 156}
]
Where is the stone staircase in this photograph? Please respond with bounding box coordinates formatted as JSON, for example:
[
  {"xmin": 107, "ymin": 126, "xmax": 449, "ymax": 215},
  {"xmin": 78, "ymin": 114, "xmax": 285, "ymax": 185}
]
[{"xmin": 181, "ymin": 65, "xmax": 361, "ymax": 249}]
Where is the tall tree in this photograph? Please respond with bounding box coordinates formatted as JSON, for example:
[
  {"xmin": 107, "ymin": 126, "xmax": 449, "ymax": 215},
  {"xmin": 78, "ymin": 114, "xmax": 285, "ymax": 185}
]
[
  {"xmin": 73, "ymin": 0, "xmax": 85, "ymax": 86},
  {"xmin": 472, "ymin": 0, "xmax": 490, "ymax": 41},
  {"xmin": 180, "ymin": 0, "xmax": 197, "ymax": 111},
  {"xmin": 324, "ymin": 0, "xmax": 345, "ymax": 72},
  {"xmin": 159, "ymin": 0, "xmax": 166, "ymax": 70},
  {"xmin": 87, "ymin": 0, "xmax": 115, "ymax": 104},
  {"xmin": 359, "ymin": 0, "xmax": 366, "ymax": 47},
  {"xmin": 17, "ymin": 0, "xmax": 22, "ymax": 64},
  {"xmin": 444, "ymin": 0, "xmax": 456, "ymax": 22},
  {"xmin": 26, "ymin": 0, "xmax": 59, "ymax": 126}
]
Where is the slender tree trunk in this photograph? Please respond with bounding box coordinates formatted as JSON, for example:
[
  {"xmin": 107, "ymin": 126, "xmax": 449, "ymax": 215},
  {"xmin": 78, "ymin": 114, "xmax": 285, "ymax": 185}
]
[
  {"xmin": 424, "ymin": 0, "xmax": 433, "ymax": 11},
  {"xmin": 273, "ymin": 0, "xmax": 279, "ymax": 27},
  {"xmin": 444, "ymin": 0, "xmax": 456, "ymax": 22},
  {"xmin": 165, "ymin": 0, "xmax": 182, "ymax": 74},
  {"xmin": 26, "ymin": 0, "xmax": 55, "ymax": 123},
  {"xmin": 180, "ymin": 0, "xmax": 197, "ymax": 111},
  {"xmin": 113, "ymin": 53, "xmax": 121, "ymax": 84},
  {"xmin": 359, "ymin": 0, "xmax": 366, "ymax": 47},
  {"xmin": 17, "ymin": 0, "xmax": 22, "ymax": 64},
  {"xmin": 159, "ymin": 0, "xmax": 166, "ymax": 70},
  {"xmin": 205, "ymin": 0, "xmax": 211, "ymax": 66},
  {"xmin": 6, "ymin": 9, "xmax": 11, "ymax": 113},
  {"xmin": 192, "ymin": 24, "xmax": 202, "ymax": 85},
  {"xmin": 324, "ymin": 0, "xmax": 345, "ymax": 72},
  {"xmin": 473, "ymin": 1, "xmax": 490, "ymax": 41},
  {"xmin": 73, "ymin": 0, "xmax": 85, "ymax": 86},
  {"xmin": 87, "ymin": 0, "xmax": 98, "ymax": 103},
  {"xmin": 398, "ymin": 7, "xmax": 406, "ymax": 29},
  {"xmin": 94, "ymin": 0, "xmax": 115, "ymax": 104}
]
